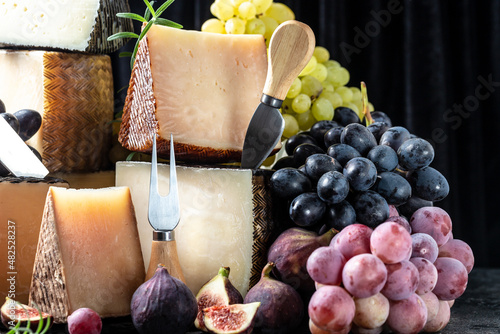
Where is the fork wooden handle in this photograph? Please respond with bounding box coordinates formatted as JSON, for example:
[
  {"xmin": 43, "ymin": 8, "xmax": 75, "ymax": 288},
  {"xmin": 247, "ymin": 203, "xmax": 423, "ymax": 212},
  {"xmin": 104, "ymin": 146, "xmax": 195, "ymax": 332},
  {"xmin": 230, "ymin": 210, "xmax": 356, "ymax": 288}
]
[{"xmin": 146, "ymin": 240, "xmax": 186, "ymax": 283}]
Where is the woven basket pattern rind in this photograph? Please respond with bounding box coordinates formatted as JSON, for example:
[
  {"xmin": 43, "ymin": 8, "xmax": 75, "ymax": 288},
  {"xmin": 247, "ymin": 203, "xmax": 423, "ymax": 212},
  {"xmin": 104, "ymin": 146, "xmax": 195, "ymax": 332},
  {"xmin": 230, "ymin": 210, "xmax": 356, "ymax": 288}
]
[
  {"xmin": 87, "ymin": 0, "xmax": 134, "ymax": 53},
  {"xmin": 28, "ymin": 190, "xmax": 71, "ymax": 324},
  {"xmin": 250, "ymin": 171, "xmax": 275, "ymax": 290},
  {"xmin": 42, "ymin": 52, "xmax": 114, "ymax": 173}
]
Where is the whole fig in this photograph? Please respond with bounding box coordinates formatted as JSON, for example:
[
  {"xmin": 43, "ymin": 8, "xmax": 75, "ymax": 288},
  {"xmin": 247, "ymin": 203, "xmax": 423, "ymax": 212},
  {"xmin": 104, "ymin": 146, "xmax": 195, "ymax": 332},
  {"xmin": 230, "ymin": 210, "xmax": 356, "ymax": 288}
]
[
  {"xmin": 244, "ymin": 262, "xmax": 304, "ymax": 334},
  {"xmin": 267, "ymin": 227, "xmax": 335, "ymax": 290},
  {"xmin": 130, "ymin": 265, "xmax": 197, "ymax": 334}
]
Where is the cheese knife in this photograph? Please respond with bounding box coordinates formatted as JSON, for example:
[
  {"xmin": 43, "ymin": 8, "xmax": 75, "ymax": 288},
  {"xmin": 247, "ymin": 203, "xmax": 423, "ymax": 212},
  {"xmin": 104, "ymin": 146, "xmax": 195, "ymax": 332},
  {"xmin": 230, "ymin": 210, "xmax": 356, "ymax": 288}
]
[
  {"xmin": 0, "ymin": 116, "xmax": 49, "ymax": 178},
  {"xmin": 145, "ymin": 134, "xmax": 185, "ymax": 282},
  {"xmin": 241, "ymin": 20, "xmax": 315, "ymax": 169}
]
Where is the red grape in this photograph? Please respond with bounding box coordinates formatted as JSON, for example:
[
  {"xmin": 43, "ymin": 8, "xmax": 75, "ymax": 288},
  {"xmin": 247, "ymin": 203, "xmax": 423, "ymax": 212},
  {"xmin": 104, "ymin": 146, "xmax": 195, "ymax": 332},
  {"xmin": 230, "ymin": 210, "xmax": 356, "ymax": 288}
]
[
  {"xmin": 433, "ymin": 257, "xmax": 468, "ymax": 300},
  {"xmin": 381, "ymin": 260, "xmax": 419, "ymax": 301},
  {"xmin": 419, "ymin": 291, "xmax": 440, "ymax": 323},
  {"xmin": 410, "ymin": 207, "xmax": 452, "ymax": 246},
  {"xmin": 330, "ymin": 224, "xmax": 373, "ymax": 260},
  {"xmin": 307, "ymin": 246, "xmax": 346, "ymax": 285},
  {"xmin": 353, "ymin": 293, "xmax": 389, "ymax": 329},
  {"xmin": 438, "ymin": 238, "xmax": 474, "ymax": 273},
  {"xmin": 423, "ymin": 300, "xmax": 451, "ymax": 332},
  {"xmin": 411, "ymin": 232, "xmax": 439, "ymax": 263},
  {"xmin": 342, "ymin": 254, "xmax": 387, "ymax": 298},
  {"xmin": 386, "ymin": 293, "xmax": 428, "ymax": 333},
  {"xmin": 308, "ymin": 285, "xmax": 355, "ymax": 332},
  {"xmin": 385, "ymin": 215, "xmax": 411, "ymax": 234},
  {"xmin": 370, "ymin": 222, "xmax": 412, "ymax": 264},
  {"xmin": 410, "ymin": 257, "xmax": 438, "ymax": 294},
  {"xmin": 67, "ymin": 308, "xmax": 102, "ymax": 334}
]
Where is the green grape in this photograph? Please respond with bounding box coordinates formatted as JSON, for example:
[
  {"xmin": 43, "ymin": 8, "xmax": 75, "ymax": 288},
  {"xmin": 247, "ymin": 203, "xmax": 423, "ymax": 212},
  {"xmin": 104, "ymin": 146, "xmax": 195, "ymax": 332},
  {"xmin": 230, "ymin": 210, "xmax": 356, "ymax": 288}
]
[
  {"xmin": 301, "ymin": 75, "xmax": 323, "ymax": 99},
  {"xmin": 264, "ymin": 2, "xmax": 295, "ymax": 24},
  {"xmin": 312, "ymin": 97, "xmax": 334, "ymax": 121},
  {"xmin": 292, "ymin": 94, "xmax": 312, "ymax": 113},
  {"xmin": 320, "ymin": 91, "xmax": 343, "ymax": 108},
  {"xmin": 225, "ymin": 17, "xmax": 246, "ymax": 34},
  {"xmin": 299, "ymin": 55, "xmax": 317, "ymax": 76},
  {"xmin": 324, "ymin": 59, "xmax": 341, "ymax": 69},
  {"xmin": 201, "ymin": 18, "xmax": 226, "ymax": 33},
  {"xmin": 251, "ymin": 0, "xmax": 272, "ymax": 14},
  {"xmin": 261, "ymin": 153, "xmax": 276, "ymax": 167},
  {"xmin": 287, "ymin": 77, "xmax": 302, "ymax": 99},
  {"xmin": 309, "ymin": 63, "xmax": 328, "ymax": 82},
  {"xmin": 282, "ymin": 113, "xmax": 299, "ymax": 138},
  {"xmin": 281, "ymin": 97, "xmax": 294, "ymax": 114},
  {"xmin": 260, "ymin": 16, "xmax": 279, "ymax": 41},
  {"xmin": 296, "ymin": 109, "xmax": 316, "ymax": 130},
  {"xmin": 313, "ymin": 46, "xmax": 330, "ymax": 63},
  {"xmin": 343, "ymin": 102, "xmax": 359, "ymax": 115},
  {"xmin": 327, "ymin": 66, "xmax": 350, "ymax": 87},
  {"xmin": 237, "ymin": 1, "xmax": 257, "ymax": 20},
  {"xmin": 335, "ymin": 86, "xmax": 354, "ymax": 103},
  {"xmin": 323, "ymin": 83, "xmax": 334, "ymax": 92},
  {"xmin": 350, "ymin": 87, "xmax": 362, "ymax": 101},
  {"xmin": 245, "ymin": 17, "xmax": 265, "ymax": 35},
  {"xmin": 231, "ymin": 0, "xmax": 245, "ymax": 7},
  {"xmin": 211, "ymin": 1, "xmax": 235, "ymax": 21}
]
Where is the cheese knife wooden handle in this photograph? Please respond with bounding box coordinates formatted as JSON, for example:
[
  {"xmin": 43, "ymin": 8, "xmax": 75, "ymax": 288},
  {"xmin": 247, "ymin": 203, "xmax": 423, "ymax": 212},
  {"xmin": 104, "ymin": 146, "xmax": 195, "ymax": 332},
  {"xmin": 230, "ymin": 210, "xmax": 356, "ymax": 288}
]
[
  {"xmin": 146, "ymin": 238, "xmax": 186, "ymax": 283},
  {"xmin": 263, "ymin": 20, "xmax": 316, "ymax": 101}
]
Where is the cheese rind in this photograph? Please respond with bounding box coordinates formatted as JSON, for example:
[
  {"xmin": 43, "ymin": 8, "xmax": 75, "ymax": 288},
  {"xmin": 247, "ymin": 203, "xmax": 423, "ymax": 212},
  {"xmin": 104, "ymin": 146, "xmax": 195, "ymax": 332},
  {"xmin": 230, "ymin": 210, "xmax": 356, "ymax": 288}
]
[
  {"xmin": 0, "ymin": 0, "xmax": 133, "ymax": 53},
  {"xmin": 0, "ymin": 50, "xmax": 114, "ymax": 173},
  {"xmin": 0, "ymin": 177, "xmax": 68, "ymax": 305},
  {"xmin": 116, "ymin": 162, "xmax": 275, "ymax": 296},
  {"xmin": 119, "ymin": 25, "xmax": 271, "ymax": 163},
  {"xmin": 29, "ymin": 186, "xmax": 145, "ymax": 323}
]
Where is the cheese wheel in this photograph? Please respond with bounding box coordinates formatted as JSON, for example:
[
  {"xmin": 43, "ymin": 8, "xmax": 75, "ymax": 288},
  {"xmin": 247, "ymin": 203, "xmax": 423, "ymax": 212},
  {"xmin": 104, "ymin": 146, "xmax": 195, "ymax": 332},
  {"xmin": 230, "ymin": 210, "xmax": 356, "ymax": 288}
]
[
  {"xmin": 0, "ymin": 0, "xmax": 132, "ymax": 53},
  {"xmin": 116, "ymin": 161, "xmax": 275, "ymax": 297},
  {"xmin": 119, "ymin": 25, "xmax": 272, "ymax": 163},
  {"xmin": 0, "ymin": 50, "xmax": 114, "ymax": 173}
]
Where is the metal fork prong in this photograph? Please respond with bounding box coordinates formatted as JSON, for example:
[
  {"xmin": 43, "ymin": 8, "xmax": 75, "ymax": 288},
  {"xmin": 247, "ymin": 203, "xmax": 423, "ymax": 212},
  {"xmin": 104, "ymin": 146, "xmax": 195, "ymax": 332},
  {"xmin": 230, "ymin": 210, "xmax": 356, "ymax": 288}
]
[{"xmin": 169, "ymin": 134, "xmax": 178, "ymax": 201}]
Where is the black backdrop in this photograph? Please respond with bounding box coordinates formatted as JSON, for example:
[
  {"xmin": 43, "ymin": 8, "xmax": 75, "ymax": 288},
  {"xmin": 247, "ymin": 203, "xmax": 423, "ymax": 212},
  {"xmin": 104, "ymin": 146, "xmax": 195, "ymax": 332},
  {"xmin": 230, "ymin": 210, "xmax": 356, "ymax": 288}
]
[{"xmin": 116, "ymin": 0, "xmax": 500, "ymax": 267}]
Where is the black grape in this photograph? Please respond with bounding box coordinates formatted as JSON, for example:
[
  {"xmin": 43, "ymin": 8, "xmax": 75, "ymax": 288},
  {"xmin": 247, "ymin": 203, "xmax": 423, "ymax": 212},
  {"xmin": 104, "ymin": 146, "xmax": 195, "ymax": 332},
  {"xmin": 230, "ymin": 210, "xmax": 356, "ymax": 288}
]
[
  {"xmin": 317, "ymin": 171, "xmax": 349, "ymax": 204},
  {"xmin": 270, "ymin": 168, "xmax": 312, "ymax": 199},
  {"xmin": 370, "ymin": 111, "xmax": 392, "ymax": 127},
  {"xmin": 397, "ymin": 195, "xmax": 433, "ymax": 218},
  {"xmin": 13, "ymin": 109, "xmax": 42, "ymax": 141},
  {"xmin": 333, "ymin": 106, "xmax": 361, "ymax": 126},
  {"xmin": 397, "ymin": 138, "xmax": 435, "ymax": 170},
  {"xmin": 372, "ymin": 172, "xmax": 412, "ymax": 206},
  {"xmin": 304, "ymin": 154, "xmax": 342, "ymax": 181},
  {"xmin": 352, "ymin": 190, "xmax": 390, "ymax": 228},
  {"xmin": 285, "ymin": 133, "xmax": 317, "ymax": 155},
  {"xmin": 0, "ymin": 99, "xmax": 6, "ymax": 113},
  {"xmin": 367, "ymin": 121, "xmax": 390, "ymax": 141},
  {"xmin": 0, "ymin": 113, "xmax": 20, "ymax": 134},
  {"xmin": 323, "ymin": 200, "xmax": 357, "ymax": 230},
  {"xmin": 309, "ymin": 120, "xmax": 340, "ymax": 149},
  {"xmin": 407, "ymin": 166, "xmax": 449, "ymax": 201},
  {"xmin": 367, "ymin": 145, "xmax": 398, "ymax": 172},
  {"xmin": 28, "ymin": 146, "xmax": 42, "ymax": 162},
  {"xmin": 273, "ymin": 156, "xmax": 298, "ymax": 170},
  {"xmin": 289, "ymin": 192, "xmax": 326, "ymax": 227},
  {"xmin": 293, "ymin": 143, "xmax": 325, "ymax": 166},
  {"xmin": 379, "ymin": 126, "xmax": 411, "ymax": 151},
  {"xmin": 343, "ymin": 157, "xmax": 377, "ymax": 192},
  {"xmin": 327, "ymin": 143, "xmax": 361, "ymax": 167},
  {"xmin": 323, "ymin": 126, "xmax": 343, "ymax": 148},
  {"xmin": 340, "ymin": 123, "xmax": 377, "ymax": 156}
]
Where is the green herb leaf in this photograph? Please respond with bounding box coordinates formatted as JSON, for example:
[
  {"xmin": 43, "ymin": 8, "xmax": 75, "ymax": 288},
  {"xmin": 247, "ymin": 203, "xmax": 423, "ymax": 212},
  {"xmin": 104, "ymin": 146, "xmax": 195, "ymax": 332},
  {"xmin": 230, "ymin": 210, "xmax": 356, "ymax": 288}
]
[
  {"xmin": 126, "ymin": 152, "xmax": 137, "ymax": 161},
  {"xmin": 107, "ymin": 31, "xmax": 140, "ymax": 41},
  {"xmin": 119, "ymin": 51, "xmax": 133, "ymax": 58},
  {"xmin": 155, "ymin": 0, "xmax": 175, "ymax": 17},
  {"xmin": 143, "ymin": 0, "xmax": 156, "ymax": 18},
  {"xmin": 144, "ymin": 1, "xmax": 155, "ymax": 21},
  {"xmin": 116, "ymin": 12, "xmax": 147, "ymax": 22},
  {"xmin": 154, "ymin": 17, "xmax": 183, "ymax": 29},
  {"xmin": 130, "ymin": 19, "xmax": 155, "ymax": 68}
]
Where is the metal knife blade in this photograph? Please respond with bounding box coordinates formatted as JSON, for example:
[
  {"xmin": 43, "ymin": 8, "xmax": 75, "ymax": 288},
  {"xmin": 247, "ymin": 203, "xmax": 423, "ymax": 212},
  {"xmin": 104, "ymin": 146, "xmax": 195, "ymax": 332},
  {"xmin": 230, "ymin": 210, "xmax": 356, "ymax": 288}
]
[
  {"xmin": 0, "ymin": 117, "xmax": 49, "ymax": 178},
  {"xmin": 241, "ymin": 20, "xmax": 315, "ymax": 169}
]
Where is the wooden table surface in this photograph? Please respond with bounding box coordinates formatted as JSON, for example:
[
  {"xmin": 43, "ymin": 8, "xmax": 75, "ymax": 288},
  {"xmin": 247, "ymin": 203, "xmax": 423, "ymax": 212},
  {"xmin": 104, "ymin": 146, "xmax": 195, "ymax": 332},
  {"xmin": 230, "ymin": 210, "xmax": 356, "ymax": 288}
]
[{"xmin": 2, "ymin": 268, "xmax": 499, "ymax": 334}]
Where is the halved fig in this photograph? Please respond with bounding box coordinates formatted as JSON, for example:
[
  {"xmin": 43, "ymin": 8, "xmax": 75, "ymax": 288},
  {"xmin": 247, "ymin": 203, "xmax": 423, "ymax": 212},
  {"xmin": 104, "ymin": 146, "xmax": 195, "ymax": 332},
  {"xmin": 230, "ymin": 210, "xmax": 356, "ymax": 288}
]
[
  {"xmin": 1, "ymin": 297, "xmax": 53, "ymax": 330},
  {"xmin": 195, "ymin": 267, "xmax": 243, "ymax": 331},
  {"xmin": 202, "ymin": 302, "xmax": 260, "ymax": 334}
]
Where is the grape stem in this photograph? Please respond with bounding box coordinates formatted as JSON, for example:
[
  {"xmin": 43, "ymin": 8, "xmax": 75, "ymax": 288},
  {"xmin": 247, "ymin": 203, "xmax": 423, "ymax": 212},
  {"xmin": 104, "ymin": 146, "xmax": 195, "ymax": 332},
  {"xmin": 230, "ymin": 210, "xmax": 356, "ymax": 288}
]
[{"xmin": 361, "ymin": 81, "xmax": 374, "ymax": 126}]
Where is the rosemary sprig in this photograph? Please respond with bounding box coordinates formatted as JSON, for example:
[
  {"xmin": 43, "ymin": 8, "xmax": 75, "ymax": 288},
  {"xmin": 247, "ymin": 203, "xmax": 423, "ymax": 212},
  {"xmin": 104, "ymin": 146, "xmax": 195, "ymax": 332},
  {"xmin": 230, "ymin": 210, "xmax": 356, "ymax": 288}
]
[{"xmin": 108, "ymin": 0, "xmax": 182, "ymax": 69}]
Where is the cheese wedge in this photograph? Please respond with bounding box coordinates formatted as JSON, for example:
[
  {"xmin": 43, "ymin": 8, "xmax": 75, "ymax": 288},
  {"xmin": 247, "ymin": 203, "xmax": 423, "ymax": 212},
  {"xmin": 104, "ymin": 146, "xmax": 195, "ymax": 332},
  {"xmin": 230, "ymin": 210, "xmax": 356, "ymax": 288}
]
[
  {"xmin": 29, "ymin": 186, "xmax": 145, "ymax": 323},
  {"xmin": 0, "ymin": 0, "xmax": 132, "ymax": 53},
  {"xmin": 116, "ymin": 161, "xmax": 275, "ymax": 297},
  {"xmin": 0, "ymin": 176, "xmax": 68, "ymax": 304},
  {"xmin": 0, "ymin": 50, "xmax": 114, "ymax": 173},
  {"xmin": 119, "ymin": 25, "xmax": 270, "ymax": 163}
]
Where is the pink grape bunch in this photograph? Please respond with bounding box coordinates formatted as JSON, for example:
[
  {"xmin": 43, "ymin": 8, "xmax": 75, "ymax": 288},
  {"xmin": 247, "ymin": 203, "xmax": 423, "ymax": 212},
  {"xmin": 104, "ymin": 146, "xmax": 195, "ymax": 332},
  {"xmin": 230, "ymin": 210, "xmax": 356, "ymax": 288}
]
[{"xmin": 306, "ymin": 206, "xmax": 474, "ymax": 333}]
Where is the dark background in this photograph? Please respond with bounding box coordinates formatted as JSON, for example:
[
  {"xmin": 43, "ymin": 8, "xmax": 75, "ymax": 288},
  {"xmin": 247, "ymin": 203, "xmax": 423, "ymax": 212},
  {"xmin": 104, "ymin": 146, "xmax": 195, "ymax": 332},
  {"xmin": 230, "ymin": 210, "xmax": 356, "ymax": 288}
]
[{"xmin": 116, "ymin": 0, "xmax": 500, "ymax": 268}]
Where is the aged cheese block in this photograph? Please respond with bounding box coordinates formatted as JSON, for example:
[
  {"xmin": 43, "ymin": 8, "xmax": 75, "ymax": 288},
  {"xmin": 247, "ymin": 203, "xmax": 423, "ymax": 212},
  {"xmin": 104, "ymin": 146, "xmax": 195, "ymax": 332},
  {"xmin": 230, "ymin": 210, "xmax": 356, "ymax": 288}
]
[
  {"xmin": 0, "ymin": 50, "xmax": 114, "ymax": 173},
  {"xmin": 119, "ymin": 25, "xmax": 271, "ymax": 163},
  {"xmin": 29, "ymin": 186, "xmax": 145, "ymax": 323},
  {"xmin": 49, "ymin": 171, "xmax": 115, "ymax": 189},
  {"xmin": 0, "ymin": 0, "xmax": 132, "ymax": 53},
  {"xmin": 116, "ymin": 161, "xmax": 275, "ymax": 297},
  {"xmin": 0, "ymin": 176, "xmax": 68, "ymax": 305}
]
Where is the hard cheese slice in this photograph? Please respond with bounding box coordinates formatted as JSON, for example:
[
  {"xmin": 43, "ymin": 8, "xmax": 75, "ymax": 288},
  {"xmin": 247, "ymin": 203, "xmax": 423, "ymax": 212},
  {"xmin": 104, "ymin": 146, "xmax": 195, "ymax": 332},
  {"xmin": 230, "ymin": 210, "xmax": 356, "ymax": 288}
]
[
  {"xmin": 0, "ymin": 177, "xmax": 68, "ymax": 304},
  {"xmin": 29, "ymin": 186, "xmax": 145, "ymax": 323},
  {"xmin": 119, "ymin": 25, "xmax": 269, "ymax": 163},
  {"xmin": 116, "ymin": 161, "xmax": 274, "ymax": 296},
  {"xmin": 0, "ymin": 0, "xmax": 132, "ymax": 53},
  {"xmin": 0, "ymin": 50, "xmax": 114, "ymax": 173}
]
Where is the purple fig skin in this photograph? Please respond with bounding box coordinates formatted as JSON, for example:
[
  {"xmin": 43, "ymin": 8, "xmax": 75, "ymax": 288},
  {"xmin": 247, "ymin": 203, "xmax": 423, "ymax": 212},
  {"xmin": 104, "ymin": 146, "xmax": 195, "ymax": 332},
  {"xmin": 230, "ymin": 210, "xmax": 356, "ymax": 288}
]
[
  {"xmin": 244, "ymin": 262, "xmax": 304, "ymax": 334},
  {"xmin": 130, "ymin": 265, "xmax": 197, "ymax": 334},
  {"xmin": 267, "ymin": 227, "xmax": 336, "ymax": 291}
]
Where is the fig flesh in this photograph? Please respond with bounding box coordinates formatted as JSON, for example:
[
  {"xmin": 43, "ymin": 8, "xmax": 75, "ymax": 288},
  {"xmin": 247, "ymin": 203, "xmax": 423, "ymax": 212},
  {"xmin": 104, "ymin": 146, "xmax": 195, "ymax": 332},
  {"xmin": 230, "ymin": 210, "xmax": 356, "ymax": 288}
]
[
  {"xmin": 130, "ymin": 264, "xmax": 197, "ymax": 334},
  {"xmin": 195, "ymin": 267, "xmax": 243, "ymax": 331},
  {"xmin": 1, "ymin": 297, "xmax": 52, "ymax": 331},
  {"xmin": 267, "ymin": 227, "xmax": 336, "ymax": 290},
  {"xmin": 244, "ymin": 262, "xmax": 304, "ymax": 334},
  {"xmin": 202, "ymin": 302, "xmax": 260, "ymax": 334}
]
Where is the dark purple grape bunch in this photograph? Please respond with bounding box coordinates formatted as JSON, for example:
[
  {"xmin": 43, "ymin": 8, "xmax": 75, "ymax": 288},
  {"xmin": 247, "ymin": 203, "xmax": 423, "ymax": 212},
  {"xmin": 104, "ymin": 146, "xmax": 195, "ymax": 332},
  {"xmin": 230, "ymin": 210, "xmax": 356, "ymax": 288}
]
[
  {"xmin": 270, "ymin": 106, "xmax": 449, "ymax": 232},
  {"xmin": 0, "ymin": 98, "xmax": 43, "ymax": 176}
]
